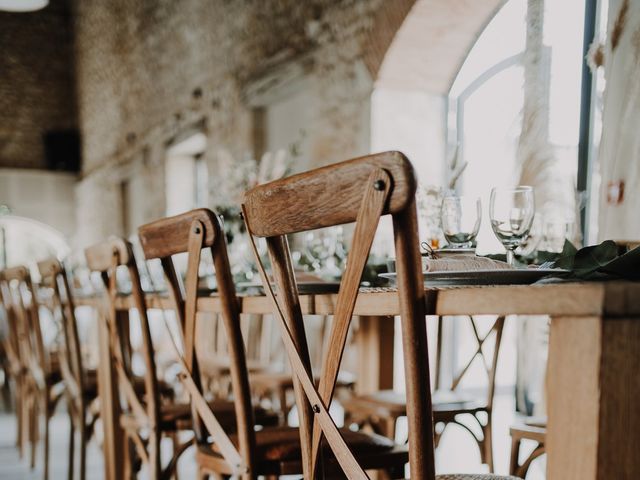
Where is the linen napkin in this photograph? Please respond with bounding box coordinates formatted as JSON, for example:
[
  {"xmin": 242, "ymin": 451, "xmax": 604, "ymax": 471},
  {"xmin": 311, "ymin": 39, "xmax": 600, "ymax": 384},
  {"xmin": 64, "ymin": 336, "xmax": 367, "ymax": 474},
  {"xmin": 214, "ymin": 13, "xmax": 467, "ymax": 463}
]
[{"xmin": 424, "ymin": 254, "xmax": 512, "ymax": 272}]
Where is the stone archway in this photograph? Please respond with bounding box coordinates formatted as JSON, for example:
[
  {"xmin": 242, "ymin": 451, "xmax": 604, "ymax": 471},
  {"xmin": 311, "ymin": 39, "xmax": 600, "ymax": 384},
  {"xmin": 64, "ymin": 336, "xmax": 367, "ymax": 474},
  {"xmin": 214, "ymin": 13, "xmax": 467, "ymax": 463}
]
[
  {"xmin": 364, "ymin": 0, "xmax": 506, "ymax": 93},
  {"xmin": 364, "ymin": 0, "xmax": 507, "ymax": 186}
]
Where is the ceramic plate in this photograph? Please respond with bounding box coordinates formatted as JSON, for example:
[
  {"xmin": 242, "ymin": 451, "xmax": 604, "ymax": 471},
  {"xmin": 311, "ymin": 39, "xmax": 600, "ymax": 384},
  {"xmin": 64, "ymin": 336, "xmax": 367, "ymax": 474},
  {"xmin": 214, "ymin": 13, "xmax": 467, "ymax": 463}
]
[{"xmin": 379, "ymin": 268, "xmax": 568, "ymax": 286}]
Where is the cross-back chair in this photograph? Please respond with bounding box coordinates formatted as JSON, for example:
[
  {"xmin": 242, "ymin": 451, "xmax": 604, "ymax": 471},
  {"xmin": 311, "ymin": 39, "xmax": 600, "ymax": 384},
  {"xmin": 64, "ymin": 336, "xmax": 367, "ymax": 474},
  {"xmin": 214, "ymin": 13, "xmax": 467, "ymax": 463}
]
[
  {"xmin": 243, "ymin": 151, "xmax": 520, "ymax": 480},
  {"xmin": 508, "ymin": 420, "xmax": 545, "ymax": 478},
  {"xmin": 85, "ymin": 237, "xmax": 197, "ymax": 479},
  {"xmin": 249, "ymin": 312, "xmax": 356, "ymax": 423},
  {"xmin": 137, "ymin": 209, "xmax": 280, "ymax": 479},
  {"xmin": 37, "ymin": 258, "xmax": 101, "ymax": 480},
  {"xmin": 0, "ymin": 270, "xmax": 29, "ymax": 455},
  {"xmin": 344, "ymin": 314, "xmax": 505, "ymax": 471},
  {"xmin": 0, "ymin": 265, "xmax": 65, "ymax": 479}
]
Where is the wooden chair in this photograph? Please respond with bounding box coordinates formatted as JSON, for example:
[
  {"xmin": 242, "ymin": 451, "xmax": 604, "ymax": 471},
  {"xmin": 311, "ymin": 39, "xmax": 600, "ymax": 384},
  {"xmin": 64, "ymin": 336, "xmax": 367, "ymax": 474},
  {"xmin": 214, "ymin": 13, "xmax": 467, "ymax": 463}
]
[
  {"xmin": 508, "ymin": 420, "xmax": 545, "ymax": 478},
  {"xmin": 0, "ymin": 269, "xmax": 30, "ymax": 456},
  {"xmin": 139, "ymin": 209, "xmax": 304, "ymax": 479},
  {"xmin": 89, "ymin": 233, "xmax": 277, "ymax": 479},
  {"xmin": 242, "ymin": 151, "xmax": 519, "ymax": 479},
  {"xmin": 85, "ymin": 237, "xmax": 200, "ymax": 479},
  {"xmin": 37, "ymin": 258, "xmax": 101, "ymax": 480},
  {"xmin": 344, "ymin": 315, "xmax": 506, "ymax": 472},
  {"xmin": 0, "ymin": 266, "xmax": 65, "ymax": 480},
  {"xmin": 249, "ymin": 312, "xmax": 356, "ymax": 423}
]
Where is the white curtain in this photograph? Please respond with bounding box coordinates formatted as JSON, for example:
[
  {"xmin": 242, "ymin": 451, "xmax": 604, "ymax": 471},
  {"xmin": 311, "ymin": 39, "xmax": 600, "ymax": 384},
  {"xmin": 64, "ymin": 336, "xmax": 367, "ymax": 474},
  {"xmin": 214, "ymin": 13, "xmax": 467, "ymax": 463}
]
[{"xmin": 597, "ymin": 0, "xmax": 640, "ymax": 242}]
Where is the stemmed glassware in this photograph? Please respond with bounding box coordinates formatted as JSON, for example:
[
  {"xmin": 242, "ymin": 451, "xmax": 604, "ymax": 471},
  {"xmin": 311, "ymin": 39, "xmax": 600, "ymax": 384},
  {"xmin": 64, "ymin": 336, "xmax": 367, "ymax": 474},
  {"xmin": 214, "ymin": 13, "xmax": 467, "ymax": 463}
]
[
  {"xmin": 489, "ymin": 186, "xmax": 535, "ymax": 266},
  {"xmin": 440, "ymin": 195, "xmax": 482, "ymax": 249}
]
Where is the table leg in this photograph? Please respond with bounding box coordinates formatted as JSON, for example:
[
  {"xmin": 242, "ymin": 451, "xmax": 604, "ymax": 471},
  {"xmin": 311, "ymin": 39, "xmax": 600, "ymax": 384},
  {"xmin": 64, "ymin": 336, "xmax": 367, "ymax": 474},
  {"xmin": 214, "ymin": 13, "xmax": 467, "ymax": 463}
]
[
  {"xmin": 97, "ymin": 308, "xmax": 124, "ymax": 480},
  {"xmin": 547, "ymin": 315, "xmax": 640, "ymax": 479},
  {"xmin": 356, "ymin": 315, "xmax": 394, "ymax": 395}
]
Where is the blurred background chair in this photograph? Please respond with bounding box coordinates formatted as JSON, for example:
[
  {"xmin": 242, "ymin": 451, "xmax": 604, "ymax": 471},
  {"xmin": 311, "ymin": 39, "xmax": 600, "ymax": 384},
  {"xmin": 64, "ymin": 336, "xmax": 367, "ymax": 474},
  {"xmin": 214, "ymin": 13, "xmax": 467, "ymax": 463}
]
[
  {"xmin": 0, "ymin": 266, "xmax": 65, "ymax": 480},
  {"xmin": 37, "ymin": 258, "xmax": 101, "ymax": 480}
]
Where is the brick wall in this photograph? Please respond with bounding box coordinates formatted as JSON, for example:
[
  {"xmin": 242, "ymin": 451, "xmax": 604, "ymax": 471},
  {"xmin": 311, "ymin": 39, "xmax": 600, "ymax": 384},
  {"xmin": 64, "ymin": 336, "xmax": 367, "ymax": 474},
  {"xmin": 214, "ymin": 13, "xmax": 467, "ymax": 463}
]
[{"xmin": 0, "ymin": 0, "xmax": 77, "ymax": 169}]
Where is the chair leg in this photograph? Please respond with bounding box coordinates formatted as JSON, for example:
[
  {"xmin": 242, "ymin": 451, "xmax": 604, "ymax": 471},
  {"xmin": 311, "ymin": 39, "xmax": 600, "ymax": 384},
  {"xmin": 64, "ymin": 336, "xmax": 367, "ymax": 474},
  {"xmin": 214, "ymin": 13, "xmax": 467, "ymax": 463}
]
[
  {"xmin": 16, "ymin": 380, "xmax": 24, "ymax": 456},
  {"xmin": 68, "ymin": 414, "xmax": 76, "ymax": 480},
  {"xmin": 171, "ymin": 431, "xmax": 181, "ymax": 480},
  {"xmin": 123, "ymin": 434, "xmax": 133, "ymax": 480},
  {"xmin": 383, "ymin": 417, "xmax": 397, "ymax": 442},
  {"xmin": 43, "ymin": 401, "xmax": 51, "ymax": 480},
  {"xmin": 509, "ymin": 435, "xmax": 520, "ymax": 476},
  {"xmin": 78, "ymin": 415, "xmax": 87, "ymax": 480},
  {"xmin": 483, "ymin": 421, "xmax": 494, "ymax": 472},
  {"xmin": 30, "ymin": 395, "xmax": 38, "ymax": 470},
  {"xmin": 277, "ymin": 386, "xmax": 288, "ymax": 424}
]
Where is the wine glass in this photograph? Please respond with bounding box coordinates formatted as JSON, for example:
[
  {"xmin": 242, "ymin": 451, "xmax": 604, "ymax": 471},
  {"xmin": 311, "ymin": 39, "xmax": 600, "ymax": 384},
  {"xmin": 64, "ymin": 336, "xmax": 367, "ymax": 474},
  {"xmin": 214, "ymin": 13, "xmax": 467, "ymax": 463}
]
[
  {"xmin": 440, "ymin": 195, "xmax": 482, "ymax": 249},
  {"xmin": 489, "ymin": 186, "xmax": 535, "ymax": 266}
]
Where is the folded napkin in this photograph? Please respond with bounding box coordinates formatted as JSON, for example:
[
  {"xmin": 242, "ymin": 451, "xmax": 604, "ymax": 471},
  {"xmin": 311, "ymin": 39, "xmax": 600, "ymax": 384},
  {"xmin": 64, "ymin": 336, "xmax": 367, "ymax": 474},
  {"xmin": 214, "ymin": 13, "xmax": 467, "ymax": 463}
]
[{"xmin": 424, "ymin": 254, "xmax": 512, "ymax": 272}]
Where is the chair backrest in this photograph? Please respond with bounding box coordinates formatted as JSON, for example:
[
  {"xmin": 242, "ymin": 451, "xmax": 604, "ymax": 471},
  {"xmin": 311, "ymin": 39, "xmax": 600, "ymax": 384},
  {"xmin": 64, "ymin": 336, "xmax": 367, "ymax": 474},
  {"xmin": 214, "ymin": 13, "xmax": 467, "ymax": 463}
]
[
  {"xmin": 435, "ymin": 315, "xmax": 505, "ymax": 410},
  {"xmin": 37, "ymin": 258, "xmax": 87, "ymax": 409},
  {"xmin": 138, "ymin": 208, "xmax": 256, "ymax": 478},
  {"xmin": 0, "ymin": 266, "xmax": 50, "ymax": 389},
  {"xmin": 243, "ymin": 151, "xmax": 435, "ymax": 479},
  {"xmin": 84, "ymin": 237, "xmax": 163, "ymax": 476}
]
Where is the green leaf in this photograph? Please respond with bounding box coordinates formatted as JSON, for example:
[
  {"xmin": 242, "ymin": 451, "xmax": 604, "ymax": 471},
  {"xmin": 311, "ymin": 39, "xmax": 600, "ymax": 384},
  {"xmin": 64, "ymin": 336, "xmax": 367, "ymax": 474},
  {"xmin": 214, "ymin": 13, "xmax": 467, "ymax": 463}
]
[
  {"xmin": 573, "ymin": 240, "xmax": 618, "ymax": 277},
  {"xmin": 600, "ymin": 246, "xmax": 640, "ymax": 280},
  {"xmin": 553, "ymin": 239, "xmax": 579, "ymax": 270}
]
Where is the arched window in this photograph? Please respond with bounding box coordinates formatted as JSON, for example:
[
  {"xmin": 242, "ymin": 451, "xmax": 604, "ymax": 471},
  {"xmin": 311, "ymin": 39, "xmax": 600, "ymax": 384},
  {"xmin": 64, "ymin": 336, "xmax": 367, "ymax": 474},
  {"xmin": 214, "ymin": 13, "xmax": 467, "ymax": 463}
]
[{"xmin": 449, "ymin": 0, "xmax": 586, "ymax": 253}]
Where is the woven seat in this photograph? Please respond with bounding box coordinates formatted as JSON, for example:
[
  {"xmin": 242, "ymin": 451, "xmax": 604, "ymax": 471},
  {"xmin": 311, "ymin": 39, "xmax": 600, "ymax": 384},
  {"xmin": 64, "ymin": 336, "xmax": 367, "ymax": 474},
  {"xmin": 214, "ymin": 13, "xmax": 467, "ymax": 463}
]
[{"xmin": 436, "ymin": 475, "xmax": 521, "ymax": 480}]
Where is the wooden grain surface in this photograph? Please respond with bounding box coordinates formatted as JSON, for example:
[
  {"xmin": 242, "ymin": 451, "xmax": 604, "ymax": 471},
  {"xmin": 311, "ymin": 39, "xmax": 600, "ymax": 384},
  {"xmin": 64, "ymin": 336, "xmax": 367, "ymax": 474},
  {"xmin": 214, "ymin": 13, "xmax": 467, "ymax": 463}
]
[
  {"xmin": 596, "ymin": 317, "xmax": 640, "ymax": 478},
  {"xmin": 138, "ymin": 208, "xmax": 219, "ymax": 259},
  {"xmin": 74, "ymin": 282, "xmax": 637, "ymax": 317},
  {"xmin": 84, "ymin": 237, "xmax": 133, "ymax": 271},
  {"xmin": 547, "ymin": 315, "xmax": 600, "ymax": 479},
  {"xmin": 242, "ymin": 151, "xmax": 417, "ymax": 237}
]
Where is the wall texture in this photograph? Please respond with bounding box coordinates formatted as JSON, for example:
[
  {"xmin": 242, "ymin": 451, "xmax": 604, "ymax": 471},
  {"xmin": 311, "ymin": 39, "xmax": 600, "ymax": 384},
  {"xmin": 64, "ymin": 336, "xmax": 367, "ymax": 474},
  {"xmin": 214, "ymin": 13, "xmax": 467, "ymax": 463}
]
[
  {"xmin": 0, "ymin": 0, "xmax": 77, "ymax": 169},
  {"xmin": 72, "ymin": 0, "xmax": 397, "ymax": 246},
  {"xmin": 1, "ymin": 0, "xmax": 500, "ymax": 248}
]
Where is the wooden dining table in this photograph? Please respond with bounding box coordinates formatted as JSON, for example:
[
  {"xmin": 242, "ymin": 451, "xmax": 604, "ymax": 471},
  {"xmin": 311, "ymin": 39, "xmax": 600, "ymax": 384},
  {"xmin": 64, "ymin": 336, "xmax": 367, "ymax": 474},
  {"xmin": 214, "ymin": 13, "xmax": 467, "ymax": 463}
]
[{"xmin": 77, "ymin": 280, "xmax": 640, "ymax": 480}]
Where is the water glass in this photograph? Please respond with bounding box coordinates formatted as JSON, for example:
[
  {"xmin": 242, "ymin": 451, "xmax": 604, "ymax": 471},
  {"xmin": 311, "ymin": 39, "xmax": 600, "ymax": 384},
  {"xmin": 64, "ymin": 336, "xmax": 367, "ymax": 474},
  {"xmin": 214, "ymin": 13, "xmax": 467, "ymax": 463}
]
[
  {"xmin": 440, "ymin": 195, "xmax": 482, "ymax": 248},
  {"xmin": 489, "ymin": 186, "xmax": 535, "ymax": 265}
]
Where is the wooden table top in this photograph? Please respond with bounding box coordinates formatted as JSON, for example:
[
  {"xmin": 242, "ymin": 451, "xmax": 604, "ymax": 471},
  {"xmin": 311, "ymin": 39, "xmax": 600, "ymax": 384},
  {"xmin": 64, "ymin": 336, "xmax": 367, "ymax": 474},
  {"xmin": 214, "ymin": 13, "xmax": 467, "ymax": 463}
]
[{"xmin": 74, "ymin": 281, "xmax": 640, "ymax": 318}]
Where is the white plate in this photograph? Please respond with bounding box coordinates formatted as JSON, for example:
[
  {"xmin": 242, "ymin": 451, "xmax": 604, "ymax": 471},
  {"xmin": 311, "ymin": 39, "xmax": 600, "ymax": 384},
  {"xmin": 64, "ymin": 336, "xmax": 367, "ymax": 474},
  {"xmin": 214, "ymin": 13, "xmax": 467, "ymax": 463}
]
[
  {"xmin": 237, "ymin": 281, "xmax": 340, "ymax": 294},
  {"xmin": 379, "ymin": 268, "xmax": 568, "ymax": 286}
]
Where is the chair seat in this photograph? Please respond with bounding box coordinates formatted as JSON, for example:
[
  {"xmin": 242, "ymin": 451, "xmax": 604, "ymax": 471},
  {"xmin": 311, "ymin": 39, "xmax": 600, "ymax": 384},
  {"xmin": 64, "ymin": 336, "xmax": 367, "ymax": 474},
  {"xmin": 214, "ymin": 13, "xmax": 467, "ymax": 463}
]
[
  {"xmin": 78, "ymin": 370, "xmax": 174, "ymax": 401},
  {"xmin": 436, "ymin": 475, "xmax": 522, "ymax": 480},
  {"xmin": 344, "ymin": 389, "xmax": 486, "ymax": 419},
  {"xmin": 509, "ymin": 420, "xmax": 546, "ymax": 443},
  {"xmin": 205, "ymin": 425, "xmax": 397, "ymax": 462},
  {"xmin": 199, "ymin": 355, "xmax": 266, "ymax": 374},
  {"xmin": 159, "ymin": 400, "xmax": 279, "ymax": 431},
  {"xmin": 250, "ymin": 370, "xmax": 356, "ymax": 392}
]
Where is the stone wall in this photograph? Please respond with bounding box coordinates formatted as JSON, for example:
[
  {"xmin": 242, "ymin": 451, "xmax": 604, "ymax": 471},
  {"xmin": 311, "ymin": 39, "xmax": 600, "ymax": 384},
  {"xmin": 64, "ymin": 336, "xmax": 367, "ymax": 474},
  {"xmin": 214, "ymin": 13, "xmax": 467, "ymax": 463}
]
[
  {"xmin": 0, "ymin": 0, "xmax": 77, "ymax": 169},
  {"xmin": 72, "ymin": 0, "xmax": 397, "ymax": 247}
]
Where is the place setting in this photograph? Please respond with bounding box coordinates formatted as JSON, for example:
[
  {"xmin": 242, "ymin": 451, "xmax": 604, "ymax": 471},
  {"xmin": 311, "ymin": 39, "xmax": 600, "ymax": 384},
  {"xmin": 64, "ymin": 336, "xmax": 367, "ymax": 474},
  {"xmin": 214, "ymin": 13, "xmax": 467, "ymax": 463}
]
[{"xmin": 382, "ymin": 186, "xmax": 572, "ymax": 286}]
